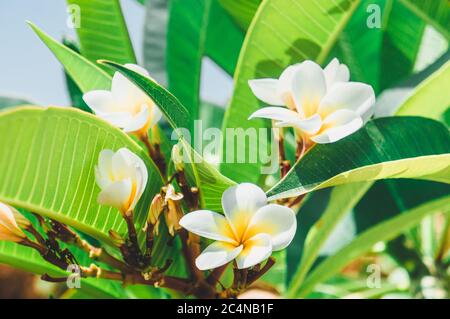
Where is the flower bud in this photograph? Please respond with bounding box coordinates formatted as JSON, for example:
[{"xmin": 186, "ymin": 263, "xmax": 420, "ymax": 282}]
[
  {"xmin": 11, "ymin": 209, "xmax": 31, "ymax": 230},
  {"xmin": 171, "ymin": 144, "xmax": 184, "ymax": 172},
  {"xmin": 147, "ymin": 193, "xmax": 164, "ymax": 235},
  {"xmin": 163, "ymin": 185, "xmax": 184, "ymax": 236},
  {"xmin": 0, "ymin": 202, "xmax": 27, "ymax": 243},
  {"xmin": 95, "ymin": 148, "xmax": 148, "ymax": 214},
  {"xmin": 108, "ymin": 230, "xmax": 125, "ymax": 247}
]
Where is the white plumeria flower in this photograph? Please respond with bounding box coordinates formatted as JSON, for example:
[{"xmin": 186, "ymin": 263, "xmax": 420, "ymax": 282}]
[
  {"xmin": 248, "ymin": 58, "xmax": 375, "ymax": 143},
  {"xmin": 179, "ymin": 183, "xmax": 296, "ymax": 270},
  {"xmin": 83, "ymin": 64, "xmax": 162, "ymax": 136},
  {"xmin": 95, "ymin": 148, "xmax": 148, "ymax": 214},
  {"xmin": 0, "ymin": 202, "xmax": 26, "ymax": 243}
]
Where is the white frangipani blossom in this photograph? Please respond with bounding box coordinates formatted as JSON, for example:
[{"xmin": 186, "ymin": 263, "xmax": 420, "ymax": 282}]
[
  {"xmin": 0, "ymin": 202, "xmax": 26, "ymax": 243},
  {"xmin": 95, "ymin": 148, "xmax": 148, "ymax": 214},
  {"xmin": 83, "ymin": 64, "xmax": 162, "ymax": 136},
  {"xmin": 248, "ymin": 58, "xmax": 375, "ymax": 143},
  {"xmin": 179, "ymin": 183, "xmax": 296, "ymax": 270}
]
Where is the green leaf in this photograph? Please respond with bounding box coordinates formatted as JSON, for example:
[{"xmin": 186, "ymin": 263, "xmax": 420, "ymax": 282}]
[
  {"xmin": 0, "ymin": 107, "xmax": 162, "ymax": 245},
  {"xmin": 396, "ymin": 61, "xmax": 450, "ymax": 119},
  {"xmin": 29, "ymin": 22, "xmax": 111, "ymax": 92},
  {"xmin": 379, "ymin": 0, "xmax": 426, "ymax": 91},
  {"xmin": 287, "ymin": 182, "xmax": 372, "ymax": 294},
  {"xmin": 166, "ymin": 0, "xmax": 244, "ymax": 124},
  {"xmin": 66, "ymin": 0, "xmax": 136, "ymax": 66},
  {"xmin": 221, "ymin": 0, "xmax": 361, "ymax": 183},
  {"xmin": 334, "ymin": 0, "xmax": 386, "ymax": 93},
  {"xmin": 62, "ymin": 38, "xmax": 92, "ymax": 113},
  {"xmin": 204, "ymin": 1, "xmax": 245, "ymax": 75},
  {"xmin": 267, "ymin": 117, "xmax": 450, "ymax": 200},
  {"xmin": 400, "ymin": 0, "xmax": 450, "ymax": 40},
  {"xmin": 218, "ymin": 0, "xmax": 262, "ymax": 30},
  {"xmin": 289, "ymin": 195, "xmax": 450, "ymax": 297}
]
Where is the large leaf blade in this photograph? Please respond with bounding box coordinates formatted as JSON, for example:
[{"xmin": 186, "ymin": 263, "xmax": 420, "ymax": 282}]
[
  {"xmin": 267, "ymin": 117, "xmax": 450, "ymax": 200},
  {"xmin": 396, "ymin": 61, "xmax": 450, "ymax": 119},
  {"xmin": 290, "ymin": 195, "xmax": 450, "ymax": 297},
  {"xmin": 221, "ymin": 0, "xmax": 361, "ymax": 183},
  {"xmin": 29, "ymin": 22, "xmax": 111, "ymax": 92},
  {"xmin": 66, "ymin": 0, "xmax": 136, "ymax": 65},
  {"xmin": 0, "ymin": 107, "xmax": 162, "ymax": 244}
]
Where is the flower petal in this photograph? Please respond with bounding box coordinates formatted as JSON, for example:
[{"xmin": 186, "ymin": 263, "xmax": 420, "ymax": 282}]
[
  {"xmin": 83, "ymin": 90, "xmax": 117, "ymax": 113},
  {"xmin": 277, "ymin": 63, "xmax": 301, "ymax": 102},
  {"xmin": 318, "ymin": 82, "xmax": 375, "ymax": 119},
  {"xmin": 179, "ymin": 210, "xmax": 236, "ymax": 244},
  {"xmin": 221, "ymin": 183, "xmax": 267, "ymax": 237},
  {"xmin": 249, "ymin": 107, "xmax": 322, "ymax": 134},
  {"xmin": 96, "ymin": 149, "xmax": 114, "ymax": 184},
  {"xmin": 112, "ymin": 64, "xmax": 151, "ymax": 108},
  {"xmin": 324, "ymin": 58, "xmax": 350, "ymax": 89},
  {"xmin": 248, "ymin": 79, "xmax": 284, "ymax": 106},
  {"xmin": 123, "ymin": 104, "xmax": 150, "ymax": 133},
  {"xmin": 195, "ymin": 242, "xmax": 243, "ymax": 270},
  {"xmin": 291, "ymin": 61, "xmax": 327, "ymax": 117},
  {"xmin": 96, "ymin": 112, "xmax": 135, "ymax": 128},
  {"xmin": 236, "ymin": 233, "xmax": 272, "ymax": 269},
  {"xmin": 97, "ymin": 179, "xmax": 132, "ymax": 211},
  {"xmin": 312, "ymin": 109, "xmax": 363, "ymax": 144},
  {"xmin": 245, "ymin": 204, "xmax": 296, "ymax": 250},
  {"xmin": 149, "ymin": 104, "xmax": 163, "ymax": 127}
]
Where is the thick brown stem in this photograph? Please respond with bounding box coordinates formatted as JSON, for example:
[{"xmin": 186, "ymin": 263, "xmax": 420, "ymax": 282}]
[
  {"xmin": 141, "ymin": 133, "xmax": 167, "ymax": 181},
  {"xmin": 247, "ymin": 257, "xmax": 276, "ymax": 286},
  {"xmin": 123, "ymin": 210, "xmax": 144, "ymax": 267},
  {"xmin": 179, "ymin": 229, "xmax": 203, "ymax": 281},
  {"xmin": 175, "ymin": 171, "xmax": 196, "ymax": 210},
  {"xmin": 206, "ymin": 264, "xmax": 228, "ymax": 286}
]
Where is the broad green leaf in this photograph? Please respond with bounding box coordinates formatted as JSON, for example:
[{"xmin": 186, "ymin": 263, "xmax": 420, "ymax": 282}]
[
  {"xmin": 204, "ymin": 1, "xmax": 245, "ymax": 75},
  {"xmin": 0, "ymin": 107, "xmax": 162, "ymax": 245},
  {"xmin": 221, "ymin": 0, "xmax": 361, "ymax": 184},
  {"xmin": 287, "ymin": 182, "xmax": 372, "ymax": 293},
  {"xmin": 0, "ymin": 241, "xmax": 128, "ymax": 298},
  {"xmin": 62, "ymin": 38, "xmax": 92, "ymax": 113},
  {"xmin": 166, "ymin": 0, "xmax": 244, "ymax": 124},
  {"xmin": 267, "ymin": 117, "xmax": 450, "ymax": 200},
  {"xmin": 143, "ymin": 0, "xmax": 243, "ymax": 88},
  {"xmin": 396, "ymin": 61, "xmax": 450, "ymax": 119},
  {"xmin": 334, "ymin": 0, "xmax": 386, "ymax": 93},
  {"xmin": 100, "ymin": 61, "xmax": 236, "ymax": 211},
  {"xmin": 29, "ymin": 22, "xmax": 111, "ymax": 92},
  {"xmin": 218, "ymin": 0, "xmax": 262, "ymax": 30},
  {"xmin": 166, "ymin": 0, "xmax": 211, "ymax": 123},
  {"xmin": 354, "ymin": 180, "xmax": 449, "ymax": 266},
  {"xmin": 379, "ymin": 0, "xmax": 426, "ymax": 91},
  {"xmin": 289, "ymin": 195, "xmax": 450, "ymax": 297},
  {"xmin": 66, "ymin": 0, "xmax": 136, "ymax": 66},
  {"xmin": 400, "ymin": 0, "xmax": 450, "ymax": 40}
]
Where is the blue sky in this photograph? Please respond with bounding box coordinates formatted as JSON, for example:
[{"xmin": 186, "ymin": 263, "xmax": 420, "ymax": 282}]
[{"xmin": 0, "ymin": 0, "xmax": 232, "ymax": 107}]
